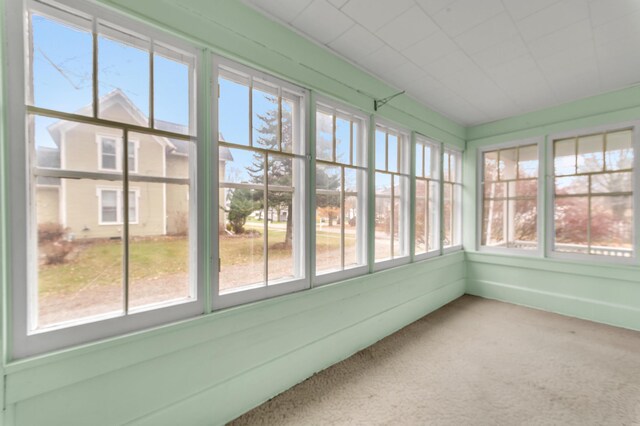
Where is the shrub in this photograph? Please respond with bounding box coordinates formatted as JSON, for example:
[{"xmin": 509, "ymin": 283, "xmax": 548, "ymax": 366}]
[
  {"xmin": 42, "ymin": 241, "xmax": 73, "ymax": 265},
  {"xmin": 38, "ymin": 222, "xmax": 65, "ymax": 243}
]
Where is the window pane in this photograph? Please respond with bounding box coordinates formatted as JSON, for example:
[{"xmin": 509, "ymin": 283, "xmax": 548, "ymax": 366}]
[
  {"xmin": 101, "ymin": 138, "xmax": 117, "ymax": 170},
  {"xmin": 443, "ymin": 151, "xmax": 450, "ymax": 181},
  {"xmin": 316, "ymin": 110, "xmax": 333, "ymax": 161},
  {"xmin": 443, "ymin": 183, "xmax": 453, "ymax": 247},
  {"xmin": 375, "ymin": 130, "xmax": 386, "ymax": 170},
  {"xmin": 316, "ymin": 164, "xmax": 341, "ymax": 274},
  {"xmin": 554, "ymin": 138, "xmax": 575, "ymax": 176},
  {"xmin": 482, "ymin": 199, "xmax": 504, "ymax": 247},
  {"xmin": 555, "ymin": 175, "xmax": 589, "ymax": 195},
  {"xmin": 590, "ymin": 196, "xmax": 633, "ymax": 255},
  {"xmin": 577, "ymin": 134, "xmax": 604, "ymax": 173},
  {"xmin": 484, "ymin": 151, "xmax": 498, "ymax": 182},
  {"xmin": 606, "ymin": 130, "xmax": 633, "ymax": 171},
  {"xmin": 393, "ymin": 175, "xmax": 408, "ymax": 258},
  {"xmin": 415, "ymin": 180, "xmax": 427, "ymax": 254},
  {"xmin": 428, "ymin": 180, "xmax": 439, "ymax": 252},
  {"xmin": 128, "ymin": 183, "xmax": 193, "ymax": 309},
  {"xmin": 281, "ymin": 96, "xmax": 295, "ymax": 154},
  {"xmin": 513, "ymin": 179, "xmax": 537, "ymax": 198},
  {"xmin": 388, "ymin": 134, "xmax": 398, "ymax": 173},
  {"xmin": 127, "ymin": 141, "xmax": 136, "ymax": 172},
  {"xmin": 154, "ymin": 52, "xmax": 190, "ymax": 134},
  {"xmin": 591, "ymin": 172, "xmax": 632, "ymax": 194},
  {"xmin": 98, "ymin": 26, "xmax": 150, "ymax": 126},
  {"xmin": 518, "ymin": 145, "xmax": 538, "ymax": 178},
  {"xmin": 426, "ymin": 144, "xmax": 437, "ymax": 179},
  {"xmin": 219, "ymin": 75, "xmax": 250, "ymax": 146},
  {"xmin": 499, "ymin": 148, "xmax": 517, "ymax": 180},
  {"xmin": 336, "ymin": 117, "xmax": 351, "ymax": 164},
  {"xmin": 267, "ymin": 191, "xmax": 295, "ymax": 283},
  {"xmin": 31, "ymin": 13, "xmax": 93, "ymax": 115},
  {"xmin": 252, "ymin": 85, "xmax": 278, "ymax": 150},
  {"xmin": 513, "ymin": 199, "xmax": 537, "ymax": 248},
  {"xmin": 449, "ymin": 151, "xmax": 460, "ymax": 183},
  {"xmin": 344, "ymin": 168, "xmax": 361, "ymax": 269},
  {"xmin": 415, "ymin": 144, "xmax": 424, "ymax": 178},
  {"xmin": 375, "ymin": 172, "xmax": 392, "ymax": 260},
  {"xmin": 35, "ymin": 178, "xmax": 124, "ymax": 330},
  {"xmin": 101, "ymin": 190, "xmax": 118, "ymax": 223},
  {"xmin": 555, "ymin": 196, "xmax": 589, "ymax": 253},
  {"xmin": 484, "ymin": 181, "xmax": 505, "ymax": 199}
]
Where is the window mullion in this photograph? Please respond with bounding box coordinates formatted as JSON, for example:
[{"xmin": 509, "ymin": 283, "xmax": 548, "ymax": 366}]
[{"xmin": 122, "ymin": 129, "xmax": 130, "ymax": 314}]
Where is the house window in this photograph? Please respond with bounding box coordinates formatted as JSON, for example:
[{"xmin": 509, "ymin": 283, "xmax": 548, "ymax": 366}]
[
  {"xmin": 99, "ymin": 137, "xmax": 137, "ymax": 172},
  {"xmin": 374, "ymin": 122, "xmax": 410, "ymax": 267},
  {"xmin": 98, "ymin": 188, "xmax": 139, "ymax": 224},
  {"xmin": 415, "ymin": 136, "xmax": 440, "ymax": 258},
  {"xmin": 481, "ymin": 143, "xmax": 539, "ymax": 251},
  {"xmin": 315, "ymin": 100, "xmax": 368, "ymax": 283},
  {"xmin": 12, "ymin": 0, "xmax": 199, "ymax": 358},
  {"xmin": 215, "ymin": 59, "xmax": 307, "ymax": 308},
  {"xmin": 443, "ymin": 148, "xmax": 462, "ymax": 250},
  {"xmin": 552, "ymin": 127, "xmax": 635, "ymax": 258}
]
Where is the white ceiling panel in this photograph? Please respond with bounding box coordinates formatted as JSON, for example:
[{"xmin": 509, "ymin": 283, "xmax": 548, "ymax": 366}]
[
  {"xmin": 375, "ymin": 6, "xmax": 438, "ymax": 51},
  {"xmin": 243, "ymin": 0, "xmax": 640, "ymax": 126},
  {"xmin": 291, "ymin": 0, "xmax": 354, "ymax": 45}
]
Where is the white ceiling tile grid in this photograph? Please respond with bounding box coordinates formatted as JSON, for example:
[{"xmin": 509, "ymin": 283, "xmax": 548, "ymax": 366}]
[{"xmin": 243, "ymin": 0, "xmax": 640, "ymax": 126}]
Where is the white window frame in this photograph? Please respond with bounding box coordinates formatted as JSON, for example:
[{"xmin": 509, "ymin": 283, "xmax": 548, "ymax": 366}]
[
  {"xmin": 97, "ymin": 135, "xmax": 139, "ymax": 173},
  {"xmin": 373, "ymin": 118, "xmax": 411, "ymax": 271},
  {"xmin": 546, "ymin": 120, "xmax": 640, "ymax": 264},
  {"xmin": 414, "ymin": 135, "xmax": 441, "ymax": 261},
  {"xmin": 477, "ymin": 137, "xmax": 543, "ymax": 257},
  {"xmin": 212, "ymin": 56, "xmax": 310, "ymax": 310},
  {"xmin": 313, "ymin": 96, "xmax": 369, "ymax": 286},
  {"xmin": 7, "ymin": 0, "xmax": 202, "ymax": 359},
  {"xmin": 442, "ymin": 147, "xmax": 463, "ymax": 253},
  {"xmin": 97, "ymin": 187, "xmax": 140, "ymax": 225}
]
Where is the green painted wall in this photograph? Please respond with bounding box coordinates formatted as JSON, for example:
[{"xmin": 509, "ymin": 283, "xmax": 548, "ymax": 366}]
[
  {"xmin": 464, "ymin": 84, "xmax": 640, "ymax": 333},
  {"xmin": 0, "ymin": 1, "xmax": 465, "ymax": 425}
]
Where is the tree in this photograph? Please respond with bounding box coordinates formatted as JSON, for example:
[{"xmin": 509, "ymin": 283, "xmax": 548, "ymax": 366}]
[
  {"xmin": 226, "ymin": 188, "xmax": 261, "ymax": 234},
  {"xmin": 315, "ymin": 113, "xmax": 341, "ymax": 227}
]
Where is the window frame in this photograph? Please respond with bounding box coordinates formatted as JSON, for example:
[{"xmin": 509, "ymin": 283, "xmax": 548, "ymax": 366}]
[
  {"xmin": 413, "ymin": 134, "xmax": 442, "ymax": 261},
  {"xmin": 97, "ymin": 187, "xmax": 140, "ymax": 225},
  {"xmin": 373, "ymin": 118, "xmax": 411, "ymax": 271},
  {"xmin": 313, "ymin": 95, "xmax": 369, "ymax": 286},
  {"xmin": 212, "ymin": 55, "xmax": 310, "ymax": 310},
  {"xmin": 477, "ymin": 138, "xmax": 543, "ymax": 257},
  {"xmin": 442, "ymin": 147, "xmax": 463, "ymax": 253},
  {"xmin": 97, "ymin": 135, "xmax": 139, "ymax": 173},
  {"xmin": 7, "ymin": 0, "xmax": 203, "ymax": 359},
  {"xmin": 546, "ymin": 121, "xmax": 640, "ymax": 264}
]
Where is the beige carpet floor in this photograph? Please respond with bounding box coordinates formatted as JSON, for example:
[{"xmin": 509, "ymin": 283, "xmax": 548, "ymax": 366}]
[{"xmin": 229, "ymin": 295, "xmax": 640, "ymax": 426}]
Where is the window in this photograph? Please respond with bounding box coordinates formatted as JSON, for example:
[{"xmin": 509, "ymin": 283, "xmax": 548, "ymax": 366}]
[
  {"xmin": 11, "ymin": 0, "xmax": 200, "ymax": 358},
  {"xmin": 552, "ymin": 126, "xmax": 636, "ymax": 259},
  {"xmin": 374, "ymin": 122, "xmax": 410, "ymax": 267},
  {"xmin": 99, "ymin": 136, "xmax": 137, "ymax": 172},
  {"xmin": 443, "ymin": 148, "xmax": 462, "ymax": 250},
  {"xmin": 315, "ymin": 100, "xmax": 368, "ymax": 283},
  {"xmin": 215, "ymin": 58, "xmax": 307, "ymax": 308},
  {"xmin": 98, "ymin": 188, "xmax": 139, "ymax": 224},
  {"xmin": 481, "ymin": 143, "xmax": 539, "ymax": 251},
  {"xmin": 415, "ymin": 136, "xmax": 440, "ymax": 258}
]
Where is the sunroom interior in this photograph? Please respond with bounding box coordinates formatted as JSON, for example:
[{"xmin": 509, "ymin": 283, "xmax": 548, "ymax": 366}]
[{"xmin": 1, "ymin": 0, "xmax": 640, "ymax": 424}]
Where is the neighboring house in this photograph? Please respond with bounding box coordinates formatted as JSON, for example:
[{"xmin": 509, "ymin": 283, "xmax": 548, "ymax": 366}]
[{"xmin": 36, "ymin": 89, "xmax": 232, "ymax": 240}]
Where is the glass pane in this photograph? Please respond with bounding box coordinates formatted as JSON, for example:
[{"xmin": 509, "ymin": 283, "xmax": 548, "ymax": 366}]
[
  {"xmin": 606, "ymin": 130, "xmax": 633, "ymax": 171},
  {"xmin": 554, "ymin": 138, "xmax": 575, "ymax": 176},
  {"xmin": 31, "ymin": 13, "xmax": 93, "ymax": 115},
  {"xmin": 223, "ymin": 148, "xmax": 263, "ymax": 185},
  {"xmin": 219, "ymin": 76, "xmax": 250, "ymax": 146},
  {"xmin": 128, "ymin": 182, "xmax": 192, "ymax": 309},
  {"xmin": 443, "ymin": 151, "xmax": 450, "ymax": 182},
  {"xmin": 484, "ymin": 151, "xmax": 498, "ymax": 182},
  {"xmin": 415, "ymin": 180, "xmax": 427, "ymax": 254},
  {"xmin": 98, "ymin": 27, "xmax": 150, "ymax": 126},
  {"xmin": 219, "ymin": 187, "xmax": 265, "ymax": 293},
  {"xmin": 416, "ymin": 144, "xmax": 424, "ymax": 178},
  {"xmin": 101, "ymin": 190, "xmax": 118, "ymax": 223},
  {"xmin": 101, "ymin": 138, "xmax": 117, "ymax": 170},
  {"xmin": 555, "ymin": 176, "xmax": 588, "ymax": 195},
  {"xmin": 354, "ymin": 119, "xmax": 366, "ymax": 168},
  {"xmin": 482, "ymin": 199, "xmax": 504, "ymax": 247},
  {"xmin": 591, "ymin": 172, "xmax": 632, "ymax": 194},
  {"xmin": 252, "ymin": 85, "xmax": 278, "ymax": 150},
  {"xmin": 577, "ymin": 134, "xmax": 604, "ymax": 173},
  {"xmin": 375, "ymin": 130, "xmax": 386, "ymax": 170},
  {"xmin": 428, "ymin": 180, "xmax": 439, "ymax": 252},
  {"xmin": 514, "ymin": 179, "xmax": 537, "ymax": 198},
  {"xmin": 154, "ymin": 52, "xmax": 190, "ymax": 134},
  {"xmin": 518, "ymin": 145, "xmax": 538, "ymax": 178},
  {"xmin": 512, "ymin": 199, "xmax": 537, "ymax": 249},
  {"xmin": 267, "ymin": 191, "xmax": 295, "ymax": 283},
  {"xmin": 344, "ymin": 168, "xmax": 360, "ymax": 269},
  {"xmin": 484, "ymin": 181, "xmax": 506, "ymax": 199},
  {"xmin": 316, "ymin": 165, "xmax": 341, "ymax": 274},
  {"xmin": 388, "ymin": 134, "xmax": 398, "ymax": 173},
  {"xmin": 336, "ymin": 117, "xmax": 351, "ymax": 164},
  {"xmin": 450, "ymin": 151, "xmax": 460, "ymax": 183},
  {"xmin": 443, "ymin": 183, "xmax": 453, "ymax": 247},
  {"xmin": 316, "ymin": 110, "xmax": 333, "ymax": 161},
  {"xmin": 426, "ymin": 144, "xmax": 437, "ymax": 179},
  {"xmin": 590, "ymin": 196, "xmax": 633, "ymax": 255},
  {"xmin": 392, "ymin": 180, "xmax": 402, "ymax": 257},
  {"xmin": 281, "ymin": 96, "xmax": 295, "ymax": 154},
  {"xmin": 499, "ymin": 148, "xmax": 517, "ymax": 180},
  {"xmin": 375, "ymin": 172, "xmax": 392, "ymax": 261},
  {"xmin": 555, "ymin": 196, "xmax": 588, "ymax": 253},
  {"xmin": 268, "ymin": 154, "xmax": 293, "ymax": 187},
  {"xmin": 35, "ymin": 178, "xmax": 124, "ymax": 330}
]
